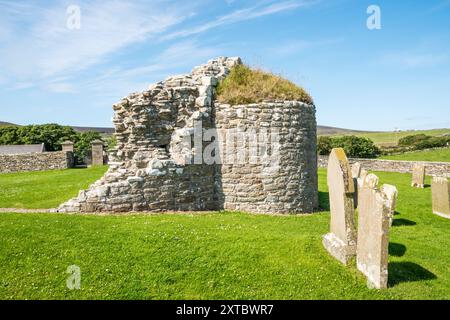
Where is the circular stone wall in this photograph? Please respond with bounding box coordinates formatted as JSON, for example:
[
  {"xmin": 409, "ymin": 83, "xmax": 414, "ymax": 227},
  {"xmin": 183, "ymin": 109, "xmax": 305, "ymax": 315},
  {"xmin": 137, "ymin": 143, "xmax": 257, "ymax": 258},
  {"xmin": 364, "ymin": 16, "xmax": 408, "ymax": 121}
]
[{"xmin": 214, "ymin": 101, "xmax": 318, "ymax": 214}]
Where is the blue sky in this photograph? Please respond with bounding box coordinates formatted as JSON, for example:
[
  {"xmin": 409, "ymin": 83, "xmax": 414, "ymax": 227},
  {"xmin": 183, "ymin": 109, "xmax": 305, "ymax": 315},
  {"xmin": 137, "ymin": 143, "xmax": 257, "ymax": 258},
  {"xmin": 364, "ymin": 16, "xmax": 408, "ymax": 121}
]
[{"xmin": 0, "ymin": 0, "xmax": 449, "ymax": 131}]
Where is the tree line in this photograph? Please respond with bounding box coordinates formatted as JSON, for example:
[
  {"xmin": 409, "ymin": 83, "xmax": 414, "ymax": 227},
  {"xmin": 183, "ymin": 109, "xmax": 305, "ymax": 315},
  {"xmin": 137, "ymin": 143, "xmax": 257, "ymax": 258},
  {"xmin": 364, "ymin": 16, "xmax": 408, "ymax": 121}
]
[{"xmin": 0, "ymin": 124, "xmax": 116, "ymax": 164}]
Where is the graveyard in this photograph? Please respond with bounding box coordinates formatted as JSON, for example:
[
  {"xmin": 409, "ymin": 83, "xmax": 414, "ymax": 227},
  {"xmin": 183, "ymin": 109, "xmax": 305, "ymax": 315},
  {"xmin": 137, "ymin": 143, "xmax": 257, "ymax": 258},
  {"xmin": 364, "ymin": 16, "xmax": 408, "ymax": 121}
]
[
  {"xmin": 0, "ymin": 56, "xmax": 449, "ymax": 301},
  {"xmin": 2, "ymin": 1, "xmax": 450, "ymax": 309},
  {"xmin": 0, "ymin": 167, "xmax": 449, "ymax": 299}
]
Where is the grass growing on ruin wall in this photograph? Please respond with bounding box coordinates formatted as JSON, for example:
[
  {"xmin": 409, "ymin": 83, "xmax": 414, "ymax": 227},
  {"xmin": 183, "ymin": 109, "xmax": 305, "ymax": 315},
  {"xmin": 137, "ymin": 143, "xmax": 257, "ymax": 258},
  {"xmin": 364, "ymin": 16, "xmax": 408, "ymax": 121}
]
[
  {"xmin": 216, "ymin": 64, "xmax": 313, "ymax": 105},
  {"xmin": 0, "ymin": 169, "xmax": 449, "ymax": 299}
]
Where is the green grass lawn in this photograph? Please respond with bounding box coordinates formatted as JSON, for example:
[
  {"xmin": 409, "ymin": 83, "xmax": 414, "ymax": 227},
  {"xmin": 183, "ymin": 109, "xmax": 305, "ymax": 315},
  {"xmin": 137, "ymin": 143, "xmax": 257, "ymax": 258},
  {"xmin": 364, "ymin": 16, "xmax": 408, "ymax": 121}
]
[
  {"xmin": 380, "ymin": 148, "xmax": 450, "ymax": 162},
  {"xmin": 0, "ymin": 168, "xmax": 449, "ymax": 299},
  {"xmin": 327, "ymin": 129, "xmax": 450, "ymax": 147},
  {"xmin": 0, "ymin": 166, "xmax": 108, "ymax": 209}
]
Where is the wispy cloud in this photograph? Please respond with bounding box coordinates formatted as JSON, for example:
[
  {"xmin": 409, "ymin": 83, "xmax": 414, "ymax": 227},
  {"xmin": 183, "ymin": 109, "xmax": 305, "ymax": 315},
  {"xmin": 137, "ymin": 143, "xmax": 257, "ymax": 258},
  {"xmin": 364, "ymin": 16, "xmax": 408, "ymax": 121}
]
[
  {"xmin": 429, "ymin": 0, "xmax": 450, "ymax": 12},
  {"xmin": 0, "ymin": 0, "xmax": 318, "ymax": 94},
  {"xmin": 82, "ymin": 40, "xmax": 225, "ymax": 97},
  {"xmin": 44, "ymin": 82, "xmax": 77, "ymax": 94},
  {"xmin": 162, "ymin": 0, "xmax": 312, "ymax": 40},
  {"xmin": 268, "ymin": 38, "xmax": 342, "ymax": 56},
  {"xmin": 0, "ymin": 0, "xmax": 195, "ymax": 90},
  {"xmin": 380, "ymin": 52, "xmax": 449, "ymax": 68}
]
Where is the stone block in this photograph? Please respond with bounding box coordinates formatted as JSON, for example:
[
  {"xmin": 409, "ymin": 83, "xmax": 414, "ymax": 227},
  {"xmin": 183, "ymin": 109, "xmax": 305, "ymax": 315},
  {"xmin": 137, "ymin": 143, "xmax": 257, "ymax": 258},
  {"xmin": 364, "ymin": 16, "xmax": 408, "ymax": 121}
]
[{"xmin": 431, "ymin": 176, "xmax": 450, "ymax": 219}]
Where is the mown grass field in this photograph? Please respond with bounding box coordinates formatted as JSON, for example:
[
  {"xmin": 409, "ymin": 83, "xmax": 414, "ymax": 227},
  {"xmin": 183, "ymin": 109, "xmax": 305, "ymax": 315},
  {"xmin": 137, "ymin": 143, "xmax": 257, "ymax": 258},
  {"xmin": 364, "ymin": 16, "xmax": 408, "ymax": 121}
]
[
  {"xmin": 0, "ymin": 166, "xmax": 108, "ymax": 209},
  {"xmin": 380, "ymin": 148, "xmax": 450, "ymax": 162},
  {"xmin": 326, "ymin": 128, "xmax": 450, "ymax": 147},
  {"xmin": 0, "ymin": 168, "xmax": 449, "ymax": 299}
]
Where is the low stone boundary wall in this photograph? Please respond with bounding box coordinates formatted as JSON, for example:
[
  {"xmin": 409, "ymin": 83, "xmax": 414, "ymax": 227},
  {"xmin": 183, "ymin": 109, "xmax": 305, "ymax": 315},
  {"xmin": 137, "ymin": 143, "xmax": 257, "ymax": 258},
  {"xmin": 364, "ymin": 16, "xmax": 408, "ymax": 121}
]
[
  {"xmin": 0, "ymin": 151, "xmax": 74, "ymax": 174},
  {"xmin": 318, "ymin": 155, "xmax": 450, "ymax": 177}
]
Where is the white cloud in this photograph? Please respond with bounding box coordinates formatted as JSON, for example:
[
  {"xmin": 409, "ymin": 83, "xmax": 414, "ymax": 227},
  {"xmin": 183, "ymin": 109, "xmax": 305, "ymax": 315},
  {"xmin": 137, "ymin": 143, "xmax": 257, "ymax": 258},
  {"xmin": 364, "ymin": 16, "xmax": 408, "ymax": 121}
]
[
  {"xmin": 163, "ymin": 0, "xmax": 311, "ymax": 40},
  {"xmin": 0, "ymin": 0, "xmax": 318, "ymax": 95},
  {"xmin": 44, "ymin": 82, "xmax": 77, "ymax": 93},
  {"xmin": 380, "ymin": 52, "xmax": 449, "ymax": 68},
  {"xmin": 429, "ymin": 0, "xmax": 450, "ymax": 12},
  {"xmin": 83, "ymin": 40, "xmax": 225, "ymax": 97},
  {"xmin": 0, "ymin": 0, "xmax": 194, "ymax": 84}
]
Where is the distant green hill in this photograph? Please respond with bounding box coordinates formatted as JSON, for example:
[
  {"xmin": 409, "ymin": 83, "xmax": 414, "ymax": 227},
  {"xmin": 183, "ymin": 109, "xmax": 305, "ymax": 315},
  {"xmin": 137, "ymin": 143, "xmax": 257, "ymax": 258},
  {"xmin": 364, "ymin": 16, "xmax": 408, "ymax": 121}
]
[
  {"xmin": 380, "ymin": 147, "xmax": 450, "ymax": 162},
  {"xmin": 0, "ymin": 121, "xmax": 114, "ymax": 134},
  {"xmin": 0, "ymin": 121, "xmax": 17, "ymax": 127}
]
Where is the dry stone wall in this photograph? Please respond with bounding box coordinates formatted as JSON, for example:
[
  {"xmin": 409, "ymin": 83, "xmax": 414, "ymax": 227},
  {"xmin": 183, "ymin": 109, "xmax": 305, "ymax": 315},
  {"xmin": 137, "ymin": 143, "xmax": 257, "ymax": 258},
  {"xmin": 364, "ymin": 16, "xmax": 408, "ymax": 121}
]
[
  {"xmin": 318, "ymin": 155, "xmax": 450, "ymax": 177},
  {"xmin": 0, "ymin": 151, "xmax": 74, "ymax": 173},
  {"xmin": 57, "ymin": 57, "xmax": 318, "ymax": 214}
]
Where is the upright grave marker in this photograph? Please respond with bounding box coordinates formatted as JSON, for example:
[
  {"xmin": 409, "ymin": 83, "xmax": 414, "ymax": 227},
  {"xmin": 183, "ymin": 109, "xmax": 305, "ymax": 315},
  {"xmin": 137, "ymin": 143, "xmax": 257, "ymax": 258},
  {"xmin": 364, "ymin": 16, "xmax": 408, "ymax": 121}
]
[
  {"xmin": 323, "ymin": 148, "xmax": 357, "ymax": 265},
  {"xmin": 351, "ymin": 162, "xmax": 362, "ymax": 208},
  {"xmin": 351, "ymin": 162, "xmax": 361, "ymax": 180},
  {"xmin": 357, "ymin": 173, "xmax": 391, "ymax": 289},
  {"xmin": 411, "ymin": 163, "xmax": 425, "ymax": 188},
  {"xmin": 431, "ymin": 176, "xmax": 450, "ymax": 219},
  {"xmin": 380, "ymin": 184, "xmax": 398, "ymax": 227}
]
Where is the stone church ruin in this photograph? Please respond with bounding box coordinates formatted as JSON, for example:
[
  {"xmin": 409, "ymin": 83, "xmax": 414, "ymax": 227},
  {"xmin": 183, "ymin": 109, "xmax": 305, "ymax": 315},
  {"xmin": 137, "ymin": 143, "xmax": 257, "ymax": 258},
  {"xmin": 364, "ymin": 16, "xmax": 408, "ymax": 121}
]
[{"xmin": 58, "ymin": 57, "xmax": 318, "ymax": 214}]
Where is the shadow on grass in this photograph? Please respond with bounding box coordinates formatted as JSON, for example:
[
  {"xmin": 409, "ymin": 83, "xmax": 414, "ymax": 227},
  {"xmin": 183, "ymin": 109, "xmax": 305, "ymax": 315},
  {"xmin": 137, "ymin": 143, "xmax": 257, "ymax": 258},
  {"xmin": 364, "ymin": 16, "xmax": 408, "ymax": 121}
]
[
  {"xmin": 318, "ymin": 191, "xmax": 329, "ymax": 211},
  {"xmin": 389, "ymin": 242, "xmax": 407, "ymax": 257},
  {"xmin": 388, "ymin": 262, "xmax": 437, "ymax": 287},
  {"xmin": 393, "ymin": 210, "xmax": 400, "ymax": 216},
  {"xmin": 392, "ymin": 218, "xmax": 417, "ymax": 227}
]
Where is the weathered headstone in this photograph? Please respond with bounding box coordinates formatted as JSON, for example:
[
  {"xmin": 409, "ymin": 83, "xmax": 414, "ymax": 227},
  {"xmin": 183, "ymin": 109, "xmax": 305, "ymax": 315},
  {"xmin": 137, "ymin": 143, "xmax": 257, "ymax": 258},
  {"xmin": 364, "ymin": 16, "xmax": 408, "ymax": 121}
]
[
  {"xmin": 431, "ymin": 176, "xmax": 450, "ymax": 219},
  {"xmin": 352, "ymin": 162, "xmax": 362, "ymax": 208},
  {"xmin": 351, "ymin": 162, "xmax": 362, "ymax": 179},
  {"xmin": 323, "ymin": 148, "xmax": 357, "ymax": 265},
  {"xmin": 61, "ymin": 141, "xmax": 74, "ymax": 153},
  {"xmin": 380, "ymin": 184, "xmax": 398, "ymax": 227},
  {"xmin": 357, "ymin": 173, "xmax": 391, "ymax": 289},
  {"xmin": 354, "ymin": 167, "xmax": 369, "ymax": 209},
  {"xmin": 411, "ymin": 163, "xmax": 425, "ymax": 188},
  {"xmin": 91, "ymin": 140, "xmax": 104, "ymax": 166}
]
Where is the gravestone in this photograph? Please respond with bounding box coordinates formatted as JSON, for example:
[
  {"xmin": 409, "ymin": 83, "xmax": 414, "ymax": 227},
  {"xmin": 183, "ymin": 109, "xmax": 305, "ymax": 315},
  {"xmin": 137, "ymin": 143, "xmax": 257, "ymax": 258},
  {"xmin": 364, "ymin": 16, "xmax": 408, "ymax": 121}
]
[
  {"xmin": 323, "ymin": 148, "xmax": 356, "ymax": 265},
  {"xmin": 357, "ymin": 173, "xmax": 391, "ymax": 289},
  {"xmin": 352, "ymin": 162, "xmax": 362, "ymax": 208},
  {"xmin": 380, "ymin": 184, "xmax": 398, "ymax": 226},
  {"xmin": 411, "ymin": 163, "xmax": 425, "ymax": 188},
  {"xmin": 61, "ymin": 141, "xmax": 74, "ymax": 153},
  {"xmin": 351, "ymin": 162, "xmax": 362, "ymax": 179},
  {"xmin": 91, "ymin": 140, "xmax": 104, "ymax": 166},
  {"xmin": 431, "ymin": 176, "xmax": 450, "ymax": 219}
]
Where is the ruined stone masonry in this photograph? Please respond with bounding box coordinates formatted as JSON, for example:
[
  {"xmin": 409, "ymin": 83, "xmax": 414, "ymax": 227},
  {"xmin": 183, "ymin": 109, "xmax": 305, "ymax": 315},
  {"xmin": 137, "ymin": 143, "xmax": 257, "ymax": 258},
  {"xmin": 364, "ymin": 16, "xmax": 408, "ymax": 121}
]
[{"xmin": 57, "ymin": 57, "xmax": 318, "ymax": 214}]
